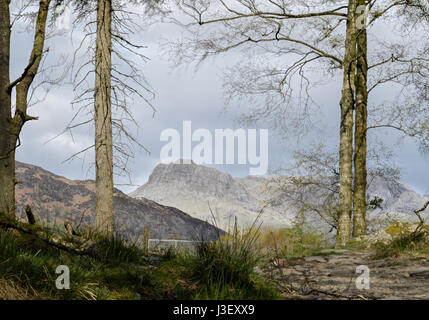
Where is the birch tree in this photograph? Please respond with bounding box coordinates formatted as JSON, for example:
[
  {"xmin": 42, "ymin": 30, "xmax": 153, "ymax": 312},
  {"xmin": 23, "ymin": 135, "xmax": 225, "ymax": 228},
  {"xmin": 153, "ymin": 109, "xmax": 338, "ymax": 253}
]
[
  {"xmin": 164, "ymin": 0, "xmax": 359, "ymax": 244},
  {"xmin": 353, "ymin": 0, "xmax": 429, "ymax": 236},
  {"xmin": 266, "ymin": 142, "xmax": 401, "ymax": 236},
  {"xmin": 337, "ymin": 0, "xmax": 357, "ymax": 245},
  {"xmin": 163, "ymin": 0, "xmax": 429, "ymax": 245},
  {"xmin": 352, "ymin": 0, "xmax": 367, "ymax": 237}
]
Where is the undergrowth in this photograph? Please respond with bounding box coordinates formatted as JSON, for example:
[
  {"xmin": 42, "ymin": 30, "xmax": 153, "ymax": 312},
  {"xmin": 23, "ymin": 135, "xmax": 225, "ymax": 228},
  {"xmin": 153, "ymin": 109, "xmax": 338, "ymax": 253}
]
[
  {"xmin": 372, "ymin": 231, "xmax": 429, "ymax": 259},
  {"xmin": 0, "ymin": 221, "xmax": 280, "ymax": 300},
  {"xmin": 188, "ymin": 222, "xmax": 279, "ymax": 299},
  {"xmin": 257, "ymin": 225, "xmax": 326, "ymax": 259}
]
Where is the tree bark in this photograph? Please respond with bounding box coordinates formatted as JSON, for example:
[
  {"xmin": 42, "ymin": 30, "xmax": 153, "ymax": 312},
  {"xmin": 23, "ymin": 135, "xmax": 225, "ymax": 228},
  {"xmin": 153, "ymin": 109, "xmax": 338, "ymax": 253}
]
[
  {"xmin": 353, "ymin": 1, "xmax": 368, "ymax": 237},
  {"xmin": 337, "ymin": 0, "xmax": 358, "ymax": 246},
  {"xmin": 94, "ymin": 0, "xmax": 114, "ymax": 236},
  {"xmin": 0, "ymin": 0, "xmax": 14, "ymax": 221},
  {"xmin": 0, "ymin": 0, "xmax": 50, "ymax": 221}
]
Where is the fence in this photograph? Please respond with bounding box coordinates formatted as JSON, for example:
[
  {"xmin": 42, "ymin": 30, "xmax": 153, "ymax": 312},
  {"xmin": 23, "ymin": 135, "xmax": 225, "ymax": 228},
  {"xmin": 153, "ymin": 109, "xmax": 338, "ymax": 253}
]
[{"xmin": 148, "ymin": 239, "xmax": 206, "ymax": 250}]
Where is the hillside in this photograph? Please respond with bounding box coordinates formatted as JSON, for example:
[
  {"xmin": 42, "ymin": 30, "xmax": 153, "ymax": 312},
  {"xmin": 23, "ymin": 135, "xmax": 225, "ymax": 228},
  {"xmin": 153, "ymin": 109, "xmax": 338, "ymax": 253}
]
[{"xmin": 15, "ymin": 162, "xmax": 223, "ymax": 241}]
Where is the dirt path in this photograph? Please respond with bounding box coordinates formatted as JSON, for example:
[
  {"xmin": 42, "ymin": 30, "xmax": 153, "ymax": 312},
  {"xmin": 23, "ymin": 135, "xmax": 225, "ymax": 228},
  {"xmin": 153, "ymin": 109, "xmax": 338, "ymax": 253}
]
[{"xmin": 262, "ymin": 249, "xmax": 429, "ymax": 300}]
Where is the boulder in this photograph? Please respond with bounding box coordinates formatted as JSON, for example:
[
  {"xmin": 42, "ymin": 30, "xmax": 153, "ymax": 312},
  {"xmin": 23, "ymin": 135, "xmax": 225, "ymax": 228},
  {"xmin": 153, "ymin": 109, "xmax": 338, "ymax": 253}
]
[{"xmin": 366, "ymin": 229, "xmax": 393, "ymax": 245}]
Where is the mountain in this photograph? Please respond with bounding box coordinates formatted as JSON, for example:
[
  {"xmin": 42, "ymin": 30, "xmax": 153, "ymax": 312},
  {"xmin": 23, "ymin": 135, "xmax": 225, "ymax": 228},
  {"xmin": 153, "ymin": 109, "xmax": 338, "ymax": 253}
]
[
  {"xmin": 129, "ymin": 162, "xmax": 294, "ymax": 230},
  {"xmin": 15, "ymin": 162, "xmax": 224, "ymax": 241},
  {"xmin": 129, "ymin": 162, "xmax": 429, "ymax": 232},
  {"xmin": 366, "ymin": 177, "xmax": 429, "ymax": 214}
]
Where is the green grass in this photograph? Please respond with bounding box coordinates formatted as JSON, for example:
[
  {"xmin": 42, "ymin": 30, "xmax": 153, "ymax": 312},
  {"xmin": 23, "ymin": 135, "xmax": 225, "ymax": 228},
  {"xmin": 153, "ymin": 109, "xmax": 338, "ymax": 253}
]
[
  {"xmin": 188, "ymin": 225, "xmax": 279, "ymax": 300},
  {"xmin": 338, "ymin": 238, "xmax": 369, "ymax": 252},
  {"xmin": 258, "ymin": 225, "xmax": 327, "ymax": 259},
  {"xmin": 0, "ymin": 228, "xmax": 151, "ymax": 300},
  {"xmin": 372, "ymin": 231, "xmax": 429, "ymax": 259},
  {"xmin": 89, "ymin": 235, "xmax": 144, "ymax": 265},
  {"xmin": 0, "ymin": 224, "xmax": 280, "ymax": 300}
]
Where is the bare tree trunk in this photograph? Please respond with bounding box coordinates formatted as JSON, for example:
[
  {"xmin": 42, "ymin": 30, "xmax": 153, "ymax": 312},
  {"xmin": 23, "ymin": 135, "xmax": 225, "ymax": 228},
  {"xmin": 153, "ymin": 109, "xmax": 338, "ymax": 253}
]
[
  {"xmin": 94, "ymin": 0, "xmax": 114, "ymax": 236},
  {"xmin": 337, "ymin": 0, "xmax": 358, "ymax": 246},
  {"xmin": 0, "ymin": 0, "xmax": 14, "ymax": 221},
  {"xmin": 0, "ymin": 0, "xmax": 50, "ymax": 221},
  {"xmin": 0, "ymin": 155, "xmax": 15, "ymax": 221},
  {"xmin": 353, "ymin": 3, "xmax": 368, "ymax": 237}
]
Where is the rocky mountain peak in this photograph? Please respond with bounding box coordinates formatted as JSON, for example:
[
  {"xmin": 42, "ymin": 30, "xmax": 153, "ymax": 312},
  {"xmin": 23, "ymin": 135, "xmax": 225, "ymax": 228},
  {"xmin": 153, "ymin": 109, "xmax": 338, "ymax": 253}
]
[
  {"xmin": 134, "ymin": 161, "xmax": 250, "ymax": 201},
  {"xmin": 366, "ymin": 176, "xmax": 428, "ymax": 213},
  {"xmin": 367, "ymin": 176, "xmax": 406, "ymax": 200},
  {"xmin": 130, "ymin": 162, "xmax": 429, "ymax": 231}
]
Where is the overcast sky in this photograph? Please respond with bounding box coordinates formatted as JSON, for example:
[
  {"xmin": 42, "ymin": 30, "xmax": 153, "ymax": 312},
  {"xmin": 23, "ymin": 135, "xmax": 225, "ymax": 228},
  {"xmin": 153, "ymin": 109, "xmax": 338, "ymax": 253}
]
[{"xmin": 11, "ymin": 4, "xmax": 429, "ymax": 196}]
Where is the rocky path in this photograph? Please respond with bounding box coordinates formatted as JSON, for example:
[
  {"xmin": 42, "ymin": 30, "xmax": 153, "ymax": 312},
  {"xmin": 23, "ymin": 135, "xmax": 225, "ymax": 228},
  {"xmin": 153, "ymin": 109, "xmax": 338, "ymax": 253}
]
[{"xmin": 262, "ymin": 249, "xmax": 429, "ymax": 300}]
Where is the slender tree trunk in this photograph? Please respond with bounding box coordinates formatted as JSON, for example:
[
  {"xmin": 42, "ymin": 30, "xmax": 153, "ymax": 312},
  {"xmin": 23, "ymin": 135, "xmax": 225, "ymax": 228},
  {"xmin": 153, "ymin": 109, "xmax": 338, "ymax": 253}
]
[
  {"xmin": 337, "ymin": 0, "xmax": 358, "ymax": 246},
  {"xmin": 0, "ymin": 0, "xmax": 50, "ymax": 221},
  {"xmin": 353, "ymin": 2, "xmax": 368, "ymax": 237},
  {"xmin": 0, "ymin": 0, "xmax": 14, "ymax": 221},
  {"xmin": 0, "ymin": 148, "xmax": 15, "ymax": 222},
  {"xmin": 94, "ymin": 0, "xmax": 114, "ymax": 236}
]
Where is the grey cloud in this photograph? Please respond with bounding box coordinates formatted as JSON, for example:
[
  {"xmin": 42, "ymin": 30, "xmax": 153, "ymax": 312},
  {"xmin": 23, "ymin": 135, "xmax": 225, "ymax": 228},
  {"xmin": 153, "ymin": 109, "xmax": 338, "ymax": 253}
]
[{"xmin": 11, "ymin": 9, "xmax": 429, "ymax": 196}]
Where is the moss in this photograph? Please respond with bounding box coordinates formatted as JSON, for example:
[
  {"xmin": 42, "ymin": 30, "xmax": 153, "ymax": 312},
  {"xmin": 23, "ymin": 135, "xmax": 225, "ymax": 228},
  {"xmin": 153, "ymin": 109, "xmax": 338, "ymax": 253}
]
[{"xmin": 385, "ymin": 222, "xmax": 429, "ymax": 236}]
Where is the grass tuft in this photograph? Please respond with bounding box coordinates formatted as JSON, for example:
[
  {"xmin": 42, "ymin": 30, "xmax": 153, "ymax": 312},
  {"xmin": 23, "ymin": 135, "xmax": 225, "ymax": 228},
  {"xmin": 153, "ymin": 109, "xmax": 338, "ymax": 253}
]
[
  {"xmin": 372, "ymin": 231, "xmax": 429, "ymax": 259},
  {"xmin": 258, "ymin": 226, "xmax": 326, "ymax": 259},
  {"xmin": 0, "ymin": 218, "xmax": 280, "ymax": 300}
]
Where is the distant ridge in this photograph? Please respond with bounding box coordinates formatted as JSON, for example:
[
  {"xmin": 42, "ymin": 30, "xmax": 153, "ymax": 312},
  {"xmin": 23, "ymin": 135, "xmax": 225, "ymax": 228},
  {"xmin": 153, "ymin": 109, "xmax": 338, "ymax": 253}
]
[
  {"xmin": 130, "ymin": 161, "xmax": 293, "ymax": 229},
  {"xmin": 130, "ymin": 161, "xmax": 429, "ymax": 231},
  {"xmin": 15, "ymin": 161, "xmax": 224, "ymax": 241}
]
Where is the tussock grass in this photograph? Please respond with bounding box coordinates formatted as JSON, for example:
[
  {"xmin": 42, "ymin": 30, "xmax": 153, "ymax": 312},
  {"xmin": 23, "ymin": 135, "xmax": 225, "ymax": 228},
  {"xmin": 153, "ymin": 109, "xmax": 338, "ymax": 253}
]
[
  {"xmin": 372, "ymin": 231, "xmax": 429, "ymax": 259},
  {"xmin": 188, "ymin": 222, "xmax": 278, "ymax": 299},
  {"xmin": 194, "ymin": 225, "xmax": 260, "ymax": 285},
  {"xmin": 89, "ymin": 234, "xmax": 144, "ymax": 265},
  {"xmin": 0, "ymin": 278, "xmax": 41, "ymax": 300},
  {"xmin": 0, "ymin": 227, "xmax": 150, "ymax": 300},
  {"xmin": 0, "ymin": 221, "xmax": 280, "ymax": 300},
  {"xmin": 257, "ymin": 226, "xmax": 326, "ymax": 259},
  {"xmin": 141, "ymin": 219, "xmax": 280, "ymax": 300}
]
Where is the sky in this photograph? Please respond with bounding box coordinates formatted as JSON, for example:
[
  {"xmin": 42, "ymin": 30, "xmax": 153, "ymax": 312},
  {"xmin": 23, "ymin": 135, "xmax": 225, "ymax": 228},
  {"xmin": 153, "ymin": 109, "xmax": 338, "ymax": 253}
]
[{"xmin": 11, "ymin": 3, "xmax": 429, "ymax": 196}]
